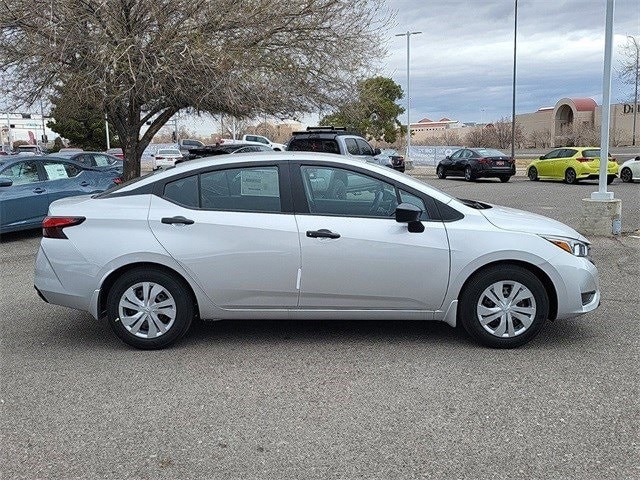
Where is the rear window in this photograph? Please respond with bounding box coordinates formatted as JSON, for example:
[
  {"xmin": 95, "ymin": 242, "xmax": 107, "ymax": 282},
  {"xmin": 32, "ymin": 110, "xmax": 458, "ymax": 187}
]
[
  {"xmin": 475, "ymin": 149, "xmax": 506, "ymax": 157},
  {"xmin": 582, "ymin": 149, "xmax": 611, "ymax": 158},
  {"xmin": 288, "ymin": 138, "xmax": 340, "ymax": 154}
]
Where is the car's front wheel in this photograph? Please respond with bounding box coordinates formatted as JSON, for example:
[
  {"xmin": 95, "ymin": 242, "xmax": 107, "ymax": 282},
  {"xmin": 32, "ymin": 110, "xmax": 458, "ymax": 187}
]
[
  {"xmin": 106, "ymin": 268, "xmax": 194, "ymax": 349},
  {"xmin": 436, "ymin": 165, "xmax": 446, "ymax": 179},
  {"xmin": 527, "ymin": 167, "xmax": 539, "ymax": 181},
  {"xmin": 620, "ymin": 167, "xmax": 632, "ymax": 183},
  {"xmin": 458, "ymin": 265, "xmax": 549, "ymax": 348}
]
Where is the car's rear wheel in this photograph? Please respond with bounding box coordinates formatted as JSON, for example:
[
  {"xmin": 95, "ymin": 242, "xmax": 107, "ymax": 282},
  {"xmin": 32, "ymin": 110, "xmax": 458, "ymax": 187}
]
[
  {"xmin": 620, "ymin": 167, "xmax": 632, "ymax": 183},
  {"xmin": 498, "ymin": 175, "xmax": 511, "ymax": 183},
  {"xmin": 436, "ymin": 165, "xmax": 446, "ymax": 179},
  {"xmin": 464, "ymin": 166, "xmax": 474, "ymax": 182},
  {"xmin": 527, "ymin": 167, "xmax": 539, "ymax": 181},
  {"xmin": 458, "ymin": 265, "xmax": 549, "ymax": 348},
  {"xmin": 564, "ymin": 168, "xmax": 578, "ymax": 184},
  {"xmin": 106, "ymin": 268, "xmax": 194, "ymax": 349}
]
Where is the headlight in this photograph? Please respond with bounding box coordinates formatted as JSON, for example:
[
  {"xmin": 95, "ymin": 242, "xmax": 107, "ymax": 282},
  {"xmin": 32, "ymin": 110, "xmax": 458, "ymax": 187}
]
[{"xmin": 542, "ymin": 236, "xmax": 591, "ymax": 258}]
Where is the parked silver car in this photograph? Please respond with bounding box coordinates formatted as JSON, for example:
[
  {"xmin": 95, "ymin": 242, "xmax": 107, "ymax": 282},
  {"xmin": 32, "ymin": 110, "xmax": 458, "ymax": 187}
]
[{"xmin": 34, "ymin": 152, "xmax": 600, "ymax": 349}]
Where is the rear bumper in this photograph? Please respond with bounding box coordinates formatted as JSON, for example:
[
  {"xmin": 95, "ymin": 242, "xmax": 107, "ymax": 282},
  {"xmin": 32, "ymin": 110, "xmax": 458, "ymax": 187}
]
[{"xmin": 475, "ymin": 166, "xmax": 515, "ymax": 177}]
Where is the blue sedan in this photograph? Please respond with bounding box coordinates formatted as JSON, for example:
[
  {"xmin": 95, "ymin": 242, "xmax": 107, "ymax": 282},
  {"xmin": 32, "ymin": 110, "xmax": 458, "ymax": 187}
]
[{"xmin": 0, "ymin": 156, "xmax": 122, "ymax": 233}]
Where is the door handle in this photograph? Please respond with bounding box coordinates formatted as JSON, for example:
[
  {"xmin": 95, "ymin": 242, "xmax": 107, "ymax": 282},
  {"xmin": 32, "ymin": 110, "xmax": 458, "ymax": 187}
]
[
  {"xmin": 79, "ymin": 181, "xmax": 89, "ymax": 187},
  {"xmin": 33, "ymin": 187, "xmax": 46, "ymax": 194},
  {"xmin": 161, "ymin": 216, "xmax": 195, "ymax": 225},
  {"xmin": 306, "ymin": 229, "xmax": 340, "ymax": 239}
]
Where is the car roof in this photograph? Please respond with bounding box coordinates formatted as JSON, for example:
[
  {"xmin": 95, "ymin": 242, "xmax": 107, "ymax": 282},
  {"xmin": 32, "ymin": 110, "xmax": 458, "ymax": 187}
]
[{"xmin": 113, "ymin": 151, "xmax": 457, "ymax": 205}]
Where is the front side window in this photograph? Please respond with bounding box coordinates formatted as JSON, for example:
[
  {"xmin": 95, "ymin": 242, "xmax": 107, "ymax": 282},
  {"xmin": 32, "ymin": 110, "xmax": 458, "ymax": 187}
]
[
  {"xmin": 300, "ymin": 166, "xmax": 397, "ymax": 217},
  {"xmin": 355, "ymin": 138, "xmax": 374, "ymax": 156},
  {"xmin": 450, "ymin": 150, "xmax": 463, "ymax": 159},
  {"xmin": 1, "ymin": 161, "xmax": 40, "ymax": 184},
  {"xmin": 345, "ymin": 138, "xmax": 359, "ymax": 155},
  {"xmin": 200, "ymin": 166, "xmax": 281, "ymax": 213}
]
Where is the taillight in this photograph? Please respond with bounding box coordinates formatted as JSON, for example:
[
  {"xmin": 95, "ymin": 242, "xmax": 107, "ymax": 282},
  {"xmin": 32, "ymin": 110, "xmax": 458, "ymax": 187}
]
[
  {"xmin": 478, "ymin": 158, "xmax": 490, "ymax": 164},
  {"xmin": 577, "ymin": 157, "xmax": 590, "ymax": 162},
  {"xmin": 42, "ymin": 216, "xmax": 85, "ymax": 239},
  {"xmin": 156, "ymin": 156, "xmax": 165, "ymax": 160},
  {"xmin": 508, "ymin": 158, "xmax": 515, "ymax": 164}
]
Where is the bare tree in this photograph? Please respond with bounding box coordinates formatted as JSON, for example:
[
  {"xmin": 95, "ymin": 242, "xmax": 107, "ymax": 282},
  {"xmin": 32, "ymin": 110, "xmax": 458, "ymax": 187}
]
[
  {"xmin": 1, "ymin": 0, "xmax": 388, "ymax": 179},
  {"xmin": 528, "ymin": 129, "xmax": 552, "ymax": 148}
]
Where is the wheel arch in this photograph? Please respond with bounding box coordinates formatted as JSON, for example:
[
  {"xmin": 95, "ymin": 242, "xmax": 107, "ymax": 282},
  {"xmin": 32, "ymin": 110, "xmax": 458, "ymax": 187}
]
[
  {"xmin": 98, "ymin": 262, "xmax": 200, "ymax": 320},
  {"xmin": 458, "ymin": 260, "xmax": 558, "ymax": 321}
]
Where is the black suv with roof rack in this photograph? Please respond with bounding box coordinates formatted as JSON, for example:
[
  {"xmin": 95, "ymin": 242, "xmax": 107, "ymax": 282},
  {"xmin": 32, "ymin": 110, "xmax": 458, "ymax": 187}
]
[{"xmin": 287, "ymin": 126, "xmax": 405, "ymax": 172}]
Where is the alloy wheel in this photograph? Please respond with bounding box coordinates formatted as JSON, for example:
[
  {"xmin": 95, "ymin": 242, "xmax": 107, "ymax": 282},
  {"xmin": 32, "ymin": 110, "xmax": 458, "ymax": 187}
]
[{"xmin": 621, "ymin": 168, "xmax": 632, "ymax": 183}]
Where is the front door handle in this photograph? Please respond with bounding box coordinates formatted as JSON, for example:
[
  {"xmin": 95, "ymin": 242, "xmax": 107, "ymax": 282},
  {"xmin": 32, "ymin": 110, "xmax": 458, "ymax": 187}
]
[
  {"xmin": 161, "ymin": 216, "xmax": 195, "ymax": 225},
  {"xmin": 306, "ymin": 229, "xmax": 340, "ymax": 239},
  {"xmin": 33, "ymin": 187, "xmax": 46, "ymax": 194},
  {"xmin": 79, "ymin": 181, "xmax": 89, "ymax": 187}
]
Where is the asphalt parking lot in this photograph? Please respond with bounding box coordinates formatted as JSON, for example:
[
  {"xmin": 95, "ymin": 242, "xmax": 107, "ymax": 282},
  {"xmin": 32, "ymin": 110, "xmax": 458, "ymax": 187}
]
[{"xmin": 1, "ymin": 171, "xmax": 639, "ymax": 479}]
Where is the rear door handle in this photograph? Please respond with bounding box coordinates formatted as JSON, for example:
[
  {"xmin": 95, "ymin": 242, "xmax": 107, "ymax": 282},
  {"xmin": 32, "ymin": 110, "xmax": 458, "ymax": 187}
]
[
  {"xmin": 161, "ymin": 216, "xmax": 195, "ymax": 225},
  {"xmin": 79, "ymin": 181, "xmax": 89, "ymax": 187},
  {"xmin": 33, "ymin": 187, "xmax": 46, "ymax": 194},
  {"xmin": 306, "ymin": 229, "xmax": 340, "ymax": 239}
]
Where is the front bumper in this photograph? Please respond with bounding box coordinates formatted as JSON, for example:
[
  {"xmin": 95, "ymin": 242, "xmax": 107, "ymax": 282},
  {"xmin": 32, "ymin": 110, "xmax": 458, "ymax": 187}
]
[{"xmin": 553, "ymin": 255, "xmax": 601, "ymax": 319}]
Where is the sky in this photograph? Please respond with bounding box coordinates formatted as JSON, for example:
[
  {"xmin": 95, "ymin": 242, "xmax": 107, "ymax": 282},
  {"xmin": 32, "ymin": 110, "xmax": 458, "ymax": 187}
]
[{"xmin": 382, "ymin": 0, "xmax": 640, "ymax": 125}]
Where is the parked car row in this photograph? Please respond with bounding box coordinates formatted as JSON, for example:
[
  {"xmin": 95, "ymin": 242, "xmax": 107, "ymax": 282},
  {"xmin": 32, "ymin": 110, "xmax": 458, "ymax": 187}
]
[{"xmin": 436, "ymin": 147, "xmax": 639, "ymax": 185}]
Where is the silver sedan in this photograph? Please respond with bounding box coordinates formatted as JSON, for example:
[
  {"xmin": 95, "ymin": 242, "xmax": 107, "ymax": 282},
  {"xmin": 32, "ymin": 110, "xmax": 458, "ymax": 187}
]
[{"xmin": 34, "ymin": 152, "xmax": 600, "ymax": 349}]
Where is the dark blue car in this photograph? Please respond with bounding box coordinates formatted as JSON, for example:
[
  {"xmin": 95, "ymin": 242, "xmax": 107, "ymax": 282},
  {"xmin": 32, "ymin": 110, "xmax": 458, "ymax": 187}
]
[
  {"xmin": 48, "ymin": 151, "xmax": 124, "ymax": 173},
  {"xmin": 0, "ymin": 156, "xmax": 122, "ymax": 233}
]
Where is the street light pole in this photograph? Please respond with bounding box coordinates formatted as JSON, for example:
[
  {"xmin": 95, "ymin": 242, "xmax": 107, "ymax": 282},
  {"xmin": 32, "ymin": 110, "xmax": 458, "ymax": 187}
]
[
  {"xmin": 104, "ymin": 113, "xmax": 110, "ymax": 150},
  {"xmin": 511, "ymin": 0, "xmax": 518, "ymax": 160},
  {"xmin": 396, "ymin": 31, "xmax": 422, "ymax": 162},
  {"xmin": 628, "ymin": 36, "xmax": 639, "ymax": 146}
]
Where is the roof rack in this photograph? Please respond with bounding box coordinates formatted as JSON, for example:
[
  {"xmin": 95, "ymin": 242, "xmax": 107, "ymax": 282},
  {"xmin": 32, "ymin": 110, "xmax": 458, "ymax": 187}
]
[{"xmin": 306, "ymin": 126, "xmax": 347, "ymax": 132}]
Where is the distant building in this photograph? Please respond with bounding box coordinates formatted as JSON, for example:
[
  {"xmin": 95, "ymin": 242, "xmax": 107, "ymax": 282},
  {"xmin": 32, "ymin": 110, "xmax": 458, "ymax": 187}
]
[
  {"xmin": 517, "ymin": 98, "xmax": 639, "ymax": 147},
  {"xmin": 1, "ymin": 113, "xmax": 56, "ymax": 146}
]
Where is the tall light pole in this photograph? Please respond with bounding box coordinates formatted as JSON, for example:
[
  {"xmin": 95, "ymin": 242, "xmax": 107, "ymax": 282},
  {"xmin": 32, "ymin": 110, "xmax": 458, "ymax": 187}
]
[
  {"xmin": 511, "ymin": 0, "xmax": 518, "ymax": 160},
  {"xmin": 628, "ymin": 35, "xmax": 639, "ymax": 146},
  {"xmin": 396, "ymin": 31, "xmax": 422, "ymax": 162}
]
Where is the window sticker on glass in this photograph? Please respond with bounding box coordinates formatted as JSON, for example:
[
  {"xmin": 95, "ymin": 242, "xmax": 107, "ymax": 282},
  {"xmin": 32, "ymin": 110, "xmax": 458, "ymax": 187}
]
[
  {"xmin": 44, "ymin": 163, "xmax": 69, "ymax": 180},
  {"xmin": 240, "ymin": 168, "xmax": 279, "ymax": 197}
]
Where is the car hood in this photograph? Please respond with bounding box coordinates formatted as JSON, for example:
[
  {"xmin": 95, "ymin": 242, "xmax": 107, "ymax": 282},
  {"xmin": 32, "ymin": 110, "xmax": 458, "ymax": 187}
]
[{"xmin": 480, "ymin": 204, "xmax": 588, "ymax": 242}]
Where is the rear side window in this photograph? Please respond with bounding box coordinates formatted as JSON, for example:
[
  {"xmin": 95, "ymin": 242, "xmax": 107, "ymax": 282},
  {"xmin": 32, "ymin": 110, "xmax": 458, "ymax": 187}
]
[
  {"xmin": 562, "ymin": 149, "xmax": 578, "ymax": 157},
  {"xmin": 288, "ymin": 138, "xmax": 340, "ymax": 154},
  {"xmin": 164, "ymin": 175, "xmax": 199, "ymax": 208},
  {"xmin": 42, "ymin": 161, "xmax": 81, "ymax": 179},
  {"xmin": 199, "ymin": 166, "xmax": 281, "ymax": 213},
  {"xmin": 93, "ymin": 154, "xmax": 116, "ymax": 166}
]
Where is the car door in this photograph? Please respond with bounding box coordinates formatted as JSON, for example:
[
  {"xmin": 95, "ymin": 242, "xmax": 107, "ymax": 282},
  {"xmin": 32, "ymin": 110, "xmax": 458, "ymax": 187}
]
[
  {"xmin": 537, "ymin": 149, "xmax": 560, "ymax": 177},
  {"xmin": 292, "ymin": 163, "xmax": 450, "ymax": 311},
  {"xmin": 451, "ymin": 149, "xmax": 466, "ymax": 173},
  {"xmin": 555, "ymin": 148, "xmax": 577, "ymax": 177},
  {"xmin": 0, "ymin": 160, "xmax": 50, "ymax": 231},
  {"xmin": 148, "ymin": 164, "xmax": 301, "ymax": 309}
]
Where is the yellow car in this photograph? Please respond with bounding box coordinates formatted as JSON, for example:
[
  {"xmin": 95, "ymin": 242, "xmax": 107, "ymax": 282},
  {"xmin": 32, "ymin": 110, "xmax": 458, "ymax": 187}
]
[{"xmin": 527, "ymin": 147, "xmax": 618, "ymax": 184}]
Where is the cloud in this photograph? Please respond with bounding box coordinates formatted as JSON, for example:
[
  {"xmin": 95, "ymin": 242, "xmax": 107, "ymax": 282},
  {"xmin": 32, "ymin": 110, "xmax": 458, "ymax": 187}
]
[{"xmin": 383, "ymin": 0, "xmax": 640, "ymax": 123}]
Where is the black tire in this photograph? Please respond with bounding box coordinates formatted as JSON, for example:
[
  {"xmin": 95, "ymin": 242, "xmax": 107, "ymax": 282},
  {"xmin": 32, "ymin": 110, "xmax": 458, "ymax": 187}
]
[
  {"xmin": 498, "ymin": 175, "xmax": 511, "ymax": 183},
  {"xmin": 464, "ymin": 166, "xmax": 474, "ymax": 182},
  {"xmin": 528, "ymin": 167, "xmax": 539, "ymax": 181},
  {"xmin": 606, "ymin": 175, "xmax": 615, "ymax": 185},
  {"xmin": 106, "ymin": 267, "xmax": 194, "ymax": 349},
  {"xmin": 620, "ymin": 167, "xmax": 633, "ymax": 183},
  {"xmin": 458, "ymin": 265, "xmax": 549, "ymax": 348},
  {"xmin": 564, "ymin": 168, "xmax": 578, "ymax": 184},
  {"xmin": 436, "ymin": 165, "xmax": 447, "ymax": 179}
]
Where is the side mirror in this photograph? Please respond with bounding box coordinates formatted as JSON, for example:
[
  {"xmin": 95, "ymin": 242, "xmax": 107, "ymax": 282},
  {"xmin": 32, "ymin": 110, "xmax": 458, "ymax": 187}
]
[
  {"xmin": 373, "ymin": 148, "xmax": 381, "ymax": 156},
  {"xmin": 539, "ymin": 155, "xmax": 545, "ymax": 160},
  {"xmin": 0, "ymin": 177, "xmax": 13, "ymax": 187},
  {"xmin": 395, "ymin": 202, "xmax": 425, "ymax": 233},
  {"xmin": 445, "ymin": 156, "xmax": 451, "ymax": 160}
]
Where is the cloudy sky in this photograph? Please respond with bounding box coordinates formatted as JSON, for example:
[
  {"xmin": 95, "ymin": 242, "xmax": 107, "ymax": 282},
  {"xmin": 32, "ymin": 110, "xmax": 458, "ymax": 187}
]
[{"xmin": 382, "ymin": 0, "xmax": 640, "ymax": 125}]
